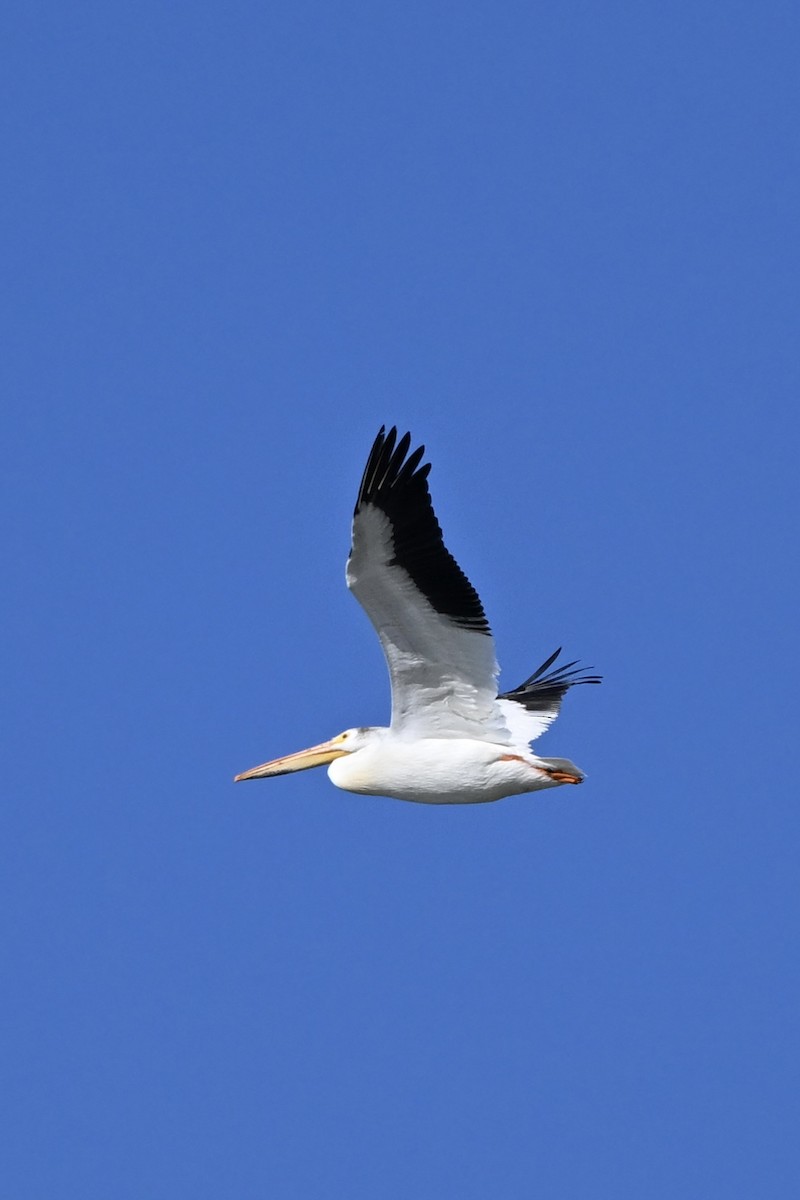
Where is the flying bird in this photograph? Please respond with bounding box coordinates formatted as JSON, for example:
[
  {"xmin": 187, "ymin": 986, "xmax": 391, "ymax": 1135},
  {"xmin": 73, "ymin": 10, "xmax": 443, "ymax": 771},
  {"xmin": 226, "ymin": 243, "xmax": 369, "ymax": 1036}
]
[{"xmin": 235, "ymin": 427, "xmax": 600, "ymax": 804}]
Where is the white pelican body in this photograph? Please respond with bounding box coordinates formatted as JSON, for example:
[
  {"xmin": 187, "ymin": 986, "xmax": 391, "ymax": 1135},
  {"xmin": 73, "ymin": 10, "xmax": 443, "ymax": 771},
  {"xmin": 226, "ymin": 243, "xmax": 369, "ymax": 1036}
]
[
  {"xmin": 236, "ymin": 427, "xmax": 599, "ymax": 805},
  {"xmin": 329, "ymin": 735, "xmax": 584, "ymax": 805}
]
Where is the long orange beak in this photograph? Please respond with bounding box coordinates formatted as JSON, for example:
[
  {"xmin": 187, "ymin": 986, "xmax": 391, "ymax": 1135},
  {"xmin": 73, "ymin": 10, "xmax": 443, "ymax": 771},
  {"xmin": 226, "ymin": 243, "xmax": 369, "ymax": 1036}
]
[{"xmin": 234, "ymin": 738, "xmax": 348, "ymax": 782}]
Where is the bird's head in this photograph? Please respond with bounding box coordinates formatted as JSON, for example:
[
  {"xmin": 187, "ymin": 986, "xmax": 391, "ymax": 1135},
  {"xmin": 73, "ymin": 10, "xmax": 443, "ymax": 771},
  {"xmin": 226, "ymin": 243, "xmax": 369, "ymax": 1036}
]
[{"xmin": 234, "ymin": 727, "xmax": 375, "ymax": 781}]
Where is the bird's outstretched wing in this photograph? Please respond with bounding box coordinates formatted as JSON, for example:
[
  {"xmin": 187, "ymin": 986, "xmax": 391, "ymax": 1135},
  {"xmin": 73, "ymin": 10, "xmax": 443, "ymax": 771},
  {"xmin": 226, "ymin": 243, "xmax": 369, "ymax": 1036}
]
[
  {"xmin": 346, "ymin": 427, "xmax": 504, "ymax": 739},
  {"xmin": 497, "ymin": 648, "xmax": 602, "ymax": 747}
]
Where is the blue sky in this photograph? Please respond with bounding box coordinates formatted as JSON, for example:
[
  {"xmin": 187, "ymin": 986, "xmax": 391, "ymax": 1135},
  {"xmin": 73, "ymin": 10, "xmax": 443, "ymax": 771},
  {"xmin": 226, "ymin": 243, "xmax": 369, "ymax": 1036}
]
[{"xmin": 3, "ymin": 1, "xmax": 799, "ymax": 1196}]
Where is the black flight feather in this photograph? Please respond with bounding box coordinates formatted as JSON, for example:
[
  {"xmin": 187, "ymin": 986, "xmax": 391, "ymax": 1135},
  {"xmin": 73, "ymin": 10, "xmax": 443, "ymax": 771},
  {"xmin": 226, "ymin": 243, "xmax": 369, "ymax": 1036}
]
[
  {"xmin": 354, "ymin": 426, "xmax": 491, "ymax": 634},
  {"xmin": 499, "ymin": 647, "xmax": 602, "ymax": 712}
]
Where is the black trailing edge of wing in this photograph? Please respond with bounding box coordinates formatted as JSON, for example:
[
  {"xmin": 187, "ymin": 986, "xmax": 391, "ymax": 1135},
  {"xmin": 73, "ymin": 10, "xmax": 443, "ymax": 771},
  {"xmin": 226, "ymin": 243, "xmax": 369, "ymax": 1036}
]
[
  {"xmin": 354, "ymin": 426, "xmax": 492, "ymax": 634},
  {"xmin": 499, "ymin": 647, "xmax": 602, "ymax": 711}
]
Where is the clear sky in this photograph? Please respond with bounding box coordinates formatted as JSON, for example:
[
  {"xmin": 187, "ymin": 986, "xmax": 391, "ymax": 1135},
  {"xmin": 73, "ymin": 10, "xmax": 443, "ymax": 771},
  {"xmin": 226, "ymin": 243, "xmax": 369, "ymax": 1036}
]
[{"xmin": 3, "ymin": 2, "xmax": 799, "ymax": 1196}]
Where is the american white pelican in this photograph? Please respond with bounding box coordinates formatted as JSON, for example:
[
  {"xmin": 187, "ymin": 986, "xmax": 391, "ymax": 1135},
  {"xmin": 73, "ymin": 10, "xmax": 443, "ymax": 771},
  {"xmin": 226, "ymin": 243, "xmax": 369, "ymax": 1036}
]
[{"xmin": 235, "ymin": 427, "xmax": 600, "ymax": 804}]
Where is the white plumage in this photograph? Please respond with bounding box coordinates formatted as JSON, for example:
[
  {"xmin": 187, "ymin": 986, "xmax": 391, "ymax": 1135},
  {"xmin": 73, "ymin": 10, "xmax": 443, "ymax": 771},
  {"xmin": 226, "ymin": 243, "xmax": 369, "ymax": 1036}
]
[{"xmin": 235, "ymin": 427, "xmax": 599, "ymax": 804}]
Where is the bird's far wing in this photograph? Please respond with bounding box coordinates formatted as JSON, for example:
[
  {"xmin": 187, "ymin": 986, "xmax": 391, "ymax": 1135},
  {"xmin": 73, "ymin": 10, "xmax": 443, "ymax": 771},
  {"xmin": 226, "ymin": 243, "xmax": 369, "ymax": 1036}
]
[
  {"xmin": 346, "ymin": 427, "xmax": 505, "ymax": 739},
  {"xmin": 497, "ymin": 648, "xmax": 602, "ymax": 748}
]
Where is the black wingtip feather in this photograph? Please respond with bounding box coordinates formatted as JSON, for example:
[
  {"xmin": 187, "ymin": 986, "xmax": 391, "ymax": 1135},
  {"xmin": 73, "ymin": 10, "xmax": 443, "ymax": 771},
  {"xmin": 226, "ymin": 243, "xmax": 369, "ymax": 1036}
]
[
  {"xmin": 355, "ymin": 427, "xmax": 491, "ymax": 634},
  {"xmin": 499, "ymin": 648, "xmax": 602, "ymax": 713},
  {"xmin": 525, "ymin": 646, "xmax": 562, "ymax": 682}
]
